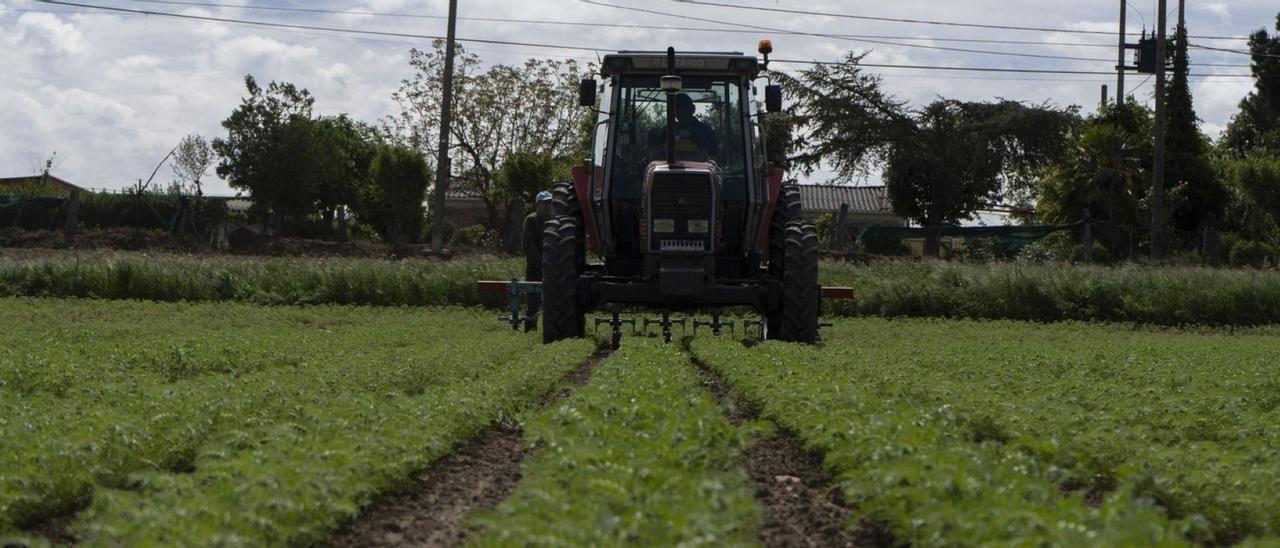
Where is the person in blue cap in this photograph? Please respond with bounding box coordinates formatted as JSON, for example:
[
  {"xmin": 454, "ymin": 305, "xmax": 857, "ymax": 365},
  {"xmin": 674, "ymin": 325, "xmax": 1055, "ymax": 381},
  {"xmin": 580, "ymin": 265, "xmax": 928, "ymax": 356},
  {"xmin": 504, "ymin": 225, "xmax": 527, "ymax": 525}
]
[{"xmin": 522, "ymin": 191, "xmax": 555, "ymax": 331}]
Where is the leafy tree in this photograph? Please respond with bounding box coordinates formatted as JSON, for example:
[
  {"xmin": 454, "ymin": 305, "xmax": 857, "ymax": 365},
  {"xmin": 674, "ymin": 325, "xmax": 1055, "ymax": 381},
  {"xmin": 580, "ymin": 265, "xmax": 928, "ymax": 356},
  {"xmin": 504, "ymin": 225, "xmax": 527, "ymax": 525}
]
[
  {"xmin": 1218, "ymin": 154, "xmax": 1280, "ymax": 241},
  {"xmin": 770, "ymin": 52, "xmax": 904, "ymax": 179},
  {"xmin": 212, "ymin": 76, "xmax": 318, "ymax": 231},
  {"xmin": 171, "ymin": 135, "xmax": 214, "ymax": 196},
  {"xmin": 496, "ymin": 151, "xmax": 556, "ymax": 206},
  {"xmin": 1221, "ymin": 12, "xmax": 1280, "ymax": 157},
  {"xmin": 392, "ymin": 42, "xmax": 588, "ymax": 227},
  {"xmin": 359, "ymin": 145, "xmax": 431, "ymax": 245},
  {"xmin": 884, "ymin": 100, "xmax": 1078, "ymax": 256},
  {"xmin": 1164, "ymin": 25, "xmax": 1228, "ymax": 232},
  {"xmin": 1039, "ymin": 100, "xmax": 1153, "ymax": 256},
  {"xmin": 311, "ymin": 115, "xmax": 382, "ymax": 221}
]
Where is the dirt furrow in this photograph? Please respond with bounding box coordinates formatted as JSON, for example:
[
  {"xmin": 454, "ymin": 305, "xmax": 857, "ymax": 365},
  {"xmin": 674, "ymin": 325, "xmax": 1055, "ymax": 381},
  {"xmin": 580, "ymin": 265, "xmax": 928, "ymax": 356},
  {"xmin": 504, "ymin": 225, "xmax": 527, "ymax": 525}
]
[
  {"xmin": 327, "ymin": 349, "xmax": 608, "ymax": 548},
  {"xmin": 691, "ymin": 357, "xmax": 891, "ymax": 548}
]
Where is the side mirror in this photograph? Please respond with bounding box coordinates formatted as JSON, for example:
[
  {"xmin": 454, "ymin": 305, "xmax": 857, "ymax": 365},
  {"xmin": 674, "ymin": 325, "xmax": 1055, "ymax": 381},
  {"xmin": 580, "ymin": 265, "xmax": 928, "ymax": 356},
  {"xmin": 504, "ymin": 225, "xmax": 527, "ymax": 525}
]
[
  {"xmin": 765, "ymin": 84, "xmax": 782, "ymax": 113},
  {"xmin": 578, "ymin": 79, "xmax": 597, "ymax": 107}
]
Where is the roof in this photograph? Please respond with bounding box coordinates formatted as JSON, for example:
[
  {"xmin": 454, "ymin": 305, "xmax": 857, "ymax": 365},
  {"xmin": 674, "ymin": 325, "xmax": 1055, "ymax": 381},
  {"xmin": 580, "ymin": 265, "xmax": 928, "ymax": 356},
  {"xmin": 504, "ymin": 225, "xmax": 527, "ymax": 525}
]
[
  {"xmin": 0, "ymin": 175, "xmax": 88, "ymax": 193},
  {"xmin": 798, "ymin": 185, "xmax": 894, "ymax": 215},
  {"xmin": 601, "ymin": 51, "xmax": 760, "ymax": 78}
]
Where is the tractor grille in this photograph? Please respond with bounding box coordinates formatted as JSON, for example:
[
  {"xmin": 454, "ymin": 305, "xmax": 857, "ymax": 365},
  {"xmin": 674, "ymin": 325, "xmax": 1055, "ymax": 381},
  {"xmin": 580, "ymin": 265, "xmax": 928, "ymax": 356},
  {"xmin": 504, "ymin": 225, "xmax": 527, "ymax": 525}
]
[{"xmin": 648, "ymin": 172, "xmax": 715, "ymax": 253}]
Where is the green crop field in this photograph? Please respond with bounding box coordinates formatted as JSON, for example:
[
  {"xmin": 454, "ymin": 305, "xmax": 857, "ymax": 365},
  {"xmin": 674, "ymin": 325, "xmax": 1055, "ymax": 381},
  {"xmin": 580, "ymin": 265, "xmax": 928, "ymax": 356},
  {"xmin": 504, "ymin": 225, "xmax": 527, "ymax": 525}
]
[{"xmin": 3, "ymin": 296, "xmax": 1279, "ymax": 546}]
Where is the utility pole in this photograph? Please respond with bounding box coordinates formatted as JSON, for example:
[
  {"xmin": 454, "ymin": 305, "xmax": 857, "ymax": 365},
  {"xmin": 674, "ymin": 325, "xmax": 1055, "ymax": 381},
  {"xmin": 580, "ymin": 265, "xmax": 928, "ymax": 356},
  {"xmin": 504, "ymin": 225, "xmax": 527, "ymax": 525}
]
[
  {"xmin": 430, "ymin": 0, "xmax": 458, "ymax": 255},
  {"xmin": 1151, "ymin": 0, "xmax": 1169, "ymax": 259},
  {"xmin": 1116, "ymin": 0, "xmax": 1126, "ymax": 105},
  {"xmin": 1101, "ymin": 84, "xmax": 1109, "ymax": 108}
]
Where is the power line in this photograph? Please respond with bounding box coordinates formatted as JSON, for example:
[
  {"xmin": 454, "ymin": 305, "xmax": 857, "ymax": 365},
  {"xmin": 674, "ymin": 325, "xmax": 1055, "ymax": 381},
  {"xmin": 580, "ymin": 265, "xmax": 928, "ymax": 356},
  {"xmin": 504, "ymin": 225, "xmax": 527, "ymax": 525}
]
[
  {"xmin": 579, "ymin": 0, "xmax": 1123, "ymax": 64},
  {"xmin": 31, "ymin": 0, "xmax": 1255, "ymax": 80},
  {"xmin": 46, "ymin": 0, "xmax": 1249, "ymax": 66},
  {"xmin": 35, "ymin": 0, "xmax": 616, "ymax": 52},
  {"xmin": 666, "ymin": 0, "xmax": 1250, "ymax": 41},
  {"xmin": 773, "ymin": 58, "xmax": 1250, "ymax": 78},
  {"xmin": 580, "ymin": 0, "xmax": 1247, "ymax": 67}
]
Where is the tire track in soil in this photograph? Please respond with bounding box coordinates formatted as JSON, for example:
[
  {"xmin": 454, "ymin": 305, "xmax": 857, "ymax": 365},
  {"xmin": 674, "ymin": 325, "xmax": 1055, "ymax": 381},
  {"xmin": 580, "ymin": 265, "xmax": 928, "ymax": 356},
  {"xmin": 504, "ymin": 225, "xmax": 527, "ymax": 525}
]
[
  {"xmin": 327, "ymin": 349, "xmax": 609, "ymax": 548},
  {"xmin": 14, "ymin": 511, "xmax": 80, "ymax": 546},
  {"xmin": 690, "ymin": 356, "xmax": 895, "ymax": 548}
]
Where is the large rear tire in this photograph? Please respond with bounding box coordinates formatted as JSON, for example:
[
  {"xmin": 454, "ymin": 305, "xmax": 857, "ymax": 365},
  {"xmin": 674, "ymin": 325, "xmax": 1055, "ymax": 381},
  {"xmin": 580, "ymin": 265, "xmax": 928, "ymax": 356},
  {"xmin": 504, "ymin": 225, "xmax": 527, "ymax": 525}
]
[
  {"xmin": 550, "ymin": 180, "xmax": 586, "ymax": 270},
  {"xmin": 766, "ymin": 184, "xmax": 802, "ymax": 336},
  {"xmin": 542, "ymin": 216, "xmax": 585, "ymax": 344},
  {"xmin": 778, "ymin": 221, "xmax": 820, "ymax": 343}
]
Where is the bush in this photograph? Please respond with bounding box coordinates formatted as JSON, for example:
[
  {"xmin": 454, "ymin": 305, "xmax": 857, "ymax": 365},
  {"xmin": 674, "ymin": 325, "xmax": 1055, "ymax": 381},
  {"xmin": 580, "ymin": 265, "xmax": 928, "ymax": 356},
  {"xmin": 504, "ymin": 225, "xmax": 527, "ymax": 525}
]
[
  {"xmin": 450, "ymin": 224, "xmax": 488, "ymax": 248},
  {"xmin": 1229, "ymin": 240, "xmax": 1275, "ymax": 269}
]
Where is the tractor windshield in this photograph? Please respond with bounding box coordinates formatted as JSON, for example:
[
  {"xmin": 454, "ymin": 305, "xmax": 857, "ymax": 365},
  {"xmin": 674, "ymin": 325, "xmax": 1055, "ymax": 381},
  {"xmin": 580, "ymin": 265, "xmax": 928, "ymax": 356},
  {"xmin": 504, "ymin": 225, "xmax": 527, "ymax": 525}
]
[{"xmin": 608, "ymin": 75, "xmax": 747, "ymax": 199}]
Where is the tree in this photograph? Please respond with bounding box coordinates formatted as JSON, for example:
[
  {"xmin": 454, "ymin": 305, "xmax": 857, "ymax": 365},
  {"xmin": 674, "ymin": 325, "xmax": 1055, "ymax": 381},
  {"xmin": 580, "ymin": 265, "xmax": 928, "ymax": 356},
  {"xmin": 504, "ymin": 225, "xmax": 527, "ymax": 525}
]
[
  {"xmin": 1039, "ymin": 100, "xmax": 1154, "ymax": 256},
  {"xmin": 1221, "ymin": 12, "xmax": 1280, "ymax": 157},
  {"xmin": 358, "ymin": 145, "xmax": 431, "ymax": 245},
  {"xmin": 496, "ymin": 151, "xmax": 556, "ymax": 206},
  {"xmin": 311, "ymin": 115, "xmax": 382, "ymax": 223},
  {"xmin": 171, "ymin": 135, "xmax": 214, "ymax": 196},
  {"xmin": 884, "ymin": 100, "xmax": 1078, "ymax": 256},
  {"xmin": 1164, "ymin": 25, "xmax": 1228, "ymax": 233},
  {"xmin": 391, "ymin": 42, "xmax": 587, "ymax": 227},
  {"xmin": 212, "ymin": 76, "xmax": 319, "ymax": 231},
  {"xmin": 769, "ymin": 52, "xmax": 904, "ymax": 180}
]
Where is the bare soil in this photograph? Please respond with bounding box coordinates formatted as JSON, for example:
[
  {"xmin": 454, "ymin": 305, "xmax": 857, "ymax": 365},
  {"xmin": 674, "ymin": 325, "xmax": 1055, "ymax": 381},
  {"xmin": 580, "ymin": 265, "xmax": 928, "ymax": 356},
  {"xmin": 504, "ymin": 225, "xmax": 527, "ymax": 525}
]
[
  {"xmin": 13, "ymin": 511, "xmax": 79, "ymax": 547},
  {"xmin": 327, "ymin": 350, "xmax": 607, "ymax": 547},
  {"xmin": 693, "ymin": 359, "xmax": 894, "ymax": 548}
]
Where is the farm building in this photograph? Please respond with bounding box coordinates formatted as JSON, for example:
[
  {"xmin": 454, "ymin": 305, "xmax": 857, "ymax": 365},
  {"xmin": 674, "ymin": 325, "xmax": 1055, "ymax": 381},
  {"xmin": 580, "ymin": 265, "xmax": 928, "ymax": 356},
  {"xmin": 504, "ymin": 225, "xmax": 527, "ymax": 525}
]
[
  {"xmin": 797, "ymin": 184, "xmax": 903, "ymax": 228},
  {"xmin": 435, "ymin": 189, "xmax": 492, "ymax": 229},
  {"xmin": 0, "ymin": 175, "xmax": 88, "ymax": 196}
]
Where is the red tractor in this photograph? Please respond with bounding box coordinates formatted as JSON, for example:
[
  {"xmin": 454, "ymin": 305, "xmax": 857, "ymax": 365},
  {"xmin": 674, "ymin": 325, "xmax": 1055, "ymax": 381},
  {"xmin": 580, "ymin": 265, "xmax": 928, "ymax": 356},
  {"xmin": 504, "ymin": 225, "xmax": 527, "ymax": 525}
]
[{"xmin": 541, "ymin": 42, "xmax": 827, "ymax": 345}]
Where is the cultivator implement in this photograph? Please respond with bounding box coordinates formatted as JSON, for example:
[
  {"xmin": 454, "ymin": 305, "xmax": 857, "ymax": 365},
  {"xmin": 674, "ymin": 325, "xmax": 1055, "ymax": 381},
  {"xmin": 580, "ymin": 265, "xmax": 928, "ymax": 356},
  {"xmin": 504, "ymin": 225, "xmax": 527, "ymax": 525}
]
[{"xmin": 478, "ymin": 279, "xmax": 852, "ymax": 346}]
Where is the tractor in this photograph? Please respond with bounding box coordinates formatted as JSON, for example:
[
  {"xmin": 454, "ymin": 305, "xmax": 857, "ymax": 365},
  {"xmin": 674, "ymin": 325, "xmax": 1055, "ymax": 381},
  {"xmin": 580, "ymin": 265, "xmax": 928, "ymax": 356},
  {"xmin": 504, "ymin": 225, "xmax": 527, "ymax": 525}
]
[{"xmin": 535, "ymin": 41, "xmax": 830, "ymax": 346}]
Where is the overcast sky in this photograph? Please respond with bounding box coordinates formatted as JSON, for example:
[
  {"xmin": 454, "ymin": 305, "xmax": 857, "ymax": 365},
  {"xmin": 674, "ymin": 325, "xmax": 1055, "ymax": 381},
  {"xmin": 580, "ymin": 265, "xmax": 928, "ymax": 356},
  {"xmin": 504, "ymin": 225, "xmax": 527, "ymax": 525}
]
[{"xmin": 1, "ymin": 0, "xmax": 1274, "ymax": 195}]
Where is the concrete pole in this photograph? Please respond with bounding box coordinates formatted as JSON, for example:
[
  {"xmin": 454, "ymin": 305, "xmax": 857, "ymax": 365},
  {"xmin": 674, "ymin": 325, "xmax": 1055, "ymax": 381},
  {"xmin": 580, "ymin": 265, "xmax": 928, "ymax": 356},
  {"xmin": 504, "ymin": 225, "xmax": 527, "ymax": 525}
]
[
  {"xmin": 1151, "ymin": 0, "xmax": 1169, "ymax": 259},
  {"xmin": 430, "ymin": 0, "xmax": 459, "ymax": 255},
  {"xmin": 1117, "ymin": 0, "xmax": 1127, "ymax": 106}
]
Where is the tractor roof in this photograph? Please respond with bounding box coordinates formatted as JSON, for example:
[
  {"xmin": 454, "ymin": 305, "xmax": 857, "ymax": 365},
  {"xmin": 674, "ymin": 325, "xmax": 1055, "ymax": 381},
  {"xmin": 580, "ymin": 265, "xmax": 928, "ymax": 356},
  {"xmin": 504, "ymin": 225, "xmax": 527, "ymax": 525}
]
[{"xmin": 601, "ymin": 51, "xmax": 761, "ymax": 79}]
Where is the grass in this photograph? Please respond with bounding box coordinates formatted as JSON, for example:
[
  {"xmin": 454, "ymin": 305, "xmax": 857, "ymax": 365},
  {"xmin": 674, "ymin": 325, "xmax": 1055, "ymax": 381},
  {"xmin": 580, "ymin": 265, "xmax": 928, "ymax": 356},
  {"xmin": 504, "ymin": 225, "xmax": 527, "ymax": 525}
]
[
  {"xmin": 0, "ymin": 298, "xmax": 593, "ymax": 545},
  {"xmin": 823, "ymin": 259, "xmax": 1280, "ymax": 326},
  {"xmin": 6, "ymin": 251, "xmax": 1280, "ymax": 326},
  {"xmin": 0, "ymin": 251, "xmax": 520, "ymax": 308},
  {"xmin": 692, "ymin": 318, "xmax": 1280, "ymax": 545},
  {"xmin": 473, "ymin": 341, "xmax": 760, "ymax": 546}
]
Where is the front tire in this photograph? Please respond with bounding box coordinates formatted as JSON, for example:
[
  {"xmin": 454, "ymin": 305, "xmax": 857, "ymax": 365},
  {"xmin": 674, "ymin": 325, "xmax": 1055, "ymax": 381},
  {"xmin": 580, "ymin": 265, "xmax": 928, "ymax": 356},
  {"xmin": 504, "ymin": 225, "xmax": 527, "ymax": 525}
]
[
  {"xmin": 777, "ymin": 221, "xmax": 819, "ymax": 343},
  {"xmin": 542, "ymin": 216, "xmax": 585, "ymax": 344},
  {"xmin": 766, "ymin": 184, "xmax": 802, "ymax": 336}
]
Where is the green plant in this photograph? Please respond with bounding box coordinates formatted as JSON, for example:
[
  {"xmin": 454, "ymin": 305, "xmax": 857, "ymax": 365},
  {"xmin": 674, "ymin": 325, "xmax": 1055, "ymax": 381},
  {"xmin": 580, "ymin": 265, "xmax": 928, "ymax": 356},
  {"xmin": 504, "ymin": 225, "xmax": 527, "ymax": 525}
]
[
  {"xmin": 1229, "ymin": 239, "xmax": 1275, "ymax": 269},
  {"xmin": 0, "ymin": 298, "xmax": 594, "ymax": 544},
  {"xmin": 474, "ymin": 341, "xmax": 759, "ymax": 545}
]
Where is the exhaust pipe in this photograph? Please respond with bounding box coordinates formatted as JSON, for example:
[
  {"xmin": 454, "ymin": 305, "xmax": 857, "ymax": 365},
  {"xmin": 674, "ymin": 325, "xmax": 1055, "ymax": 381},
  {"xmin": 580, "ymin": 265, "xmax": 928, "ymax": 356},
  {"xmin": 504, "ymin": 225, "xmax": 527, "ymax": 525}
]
[{"xmin": 660, "ymin": 47, "xmax": 682, "ymax": 166}]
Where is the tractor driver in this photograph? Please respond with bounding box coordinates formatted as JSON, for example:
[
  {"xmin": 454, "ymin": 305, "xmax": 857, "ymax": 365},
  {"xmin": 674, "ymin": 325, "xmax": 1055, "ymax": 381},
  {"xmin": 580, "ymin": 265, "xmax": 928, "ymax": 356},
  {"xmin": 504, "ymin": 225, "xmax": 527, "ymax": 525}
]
[
  {"xmin": 648, "ymin": 93, "xmax": 720, "ymax": 162},
  {"xmin": 522, "ymin": 191, "xmax": 554, "ymax": 332}
]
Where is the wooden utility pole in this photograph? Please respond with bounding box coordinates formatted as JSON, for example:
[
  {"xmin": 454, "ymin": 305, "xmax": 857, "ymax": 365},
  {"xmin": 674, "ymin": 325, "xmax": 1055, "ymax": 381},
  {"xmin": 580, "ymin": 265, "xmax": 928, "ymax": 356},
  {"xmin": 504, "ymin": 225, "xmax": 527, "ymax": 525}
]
[
  {"xmin": 430, "ymin": 0, "xmax": 459, "ymax": 255},
  {"xmin": 1116, "ymin": 0, "xmax": 1126, "ymax": 105},
  {"xmin": 1151, "ymin": 0, "xmax": 1169, "ymax": 259}
]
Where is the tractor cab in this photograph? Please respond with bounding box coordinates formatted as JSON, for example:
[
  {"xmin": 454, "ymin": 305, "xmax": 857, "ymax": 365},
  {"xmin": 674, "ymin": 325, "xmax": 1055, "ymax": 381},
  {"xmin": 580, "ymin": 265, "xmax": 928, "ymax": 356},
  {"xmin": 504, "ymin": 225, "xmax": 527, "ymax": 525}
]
[
  {"xmin": 539, "ymin": 42, "xmax": 823, "ymax": 346},
  {"xmin": 585, "ymin": 49, "xmax": 774, "ymax": 281}
]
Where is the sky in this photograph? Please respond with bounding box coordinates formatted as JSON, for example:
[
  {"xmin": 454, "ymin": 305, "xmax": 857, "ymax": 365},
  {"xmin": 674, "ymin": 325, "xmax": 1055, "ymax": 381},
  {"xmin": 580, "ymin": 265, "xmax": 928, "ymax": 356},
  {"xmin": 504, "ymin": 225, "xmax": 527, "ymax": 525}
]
[{"xmin": 0, "ymin": 0, "xmax": 1275, "ymax": 197}]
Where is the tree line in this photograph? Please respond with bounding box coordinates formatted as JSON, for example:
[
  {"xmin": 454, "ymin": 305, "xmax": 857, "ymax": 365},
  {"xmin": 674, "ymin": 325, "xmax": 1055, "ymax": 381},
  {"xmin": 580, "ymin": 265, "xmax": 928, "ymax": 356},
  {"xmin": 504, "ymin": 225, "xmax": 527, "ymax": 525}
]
[
  {"xmin": 189, "ymin": 12, "xmax": 1278, "ymax": 259},
  {"xmin": 775, "ymin": 11, "xmax": 1280, "ymax": 260}
]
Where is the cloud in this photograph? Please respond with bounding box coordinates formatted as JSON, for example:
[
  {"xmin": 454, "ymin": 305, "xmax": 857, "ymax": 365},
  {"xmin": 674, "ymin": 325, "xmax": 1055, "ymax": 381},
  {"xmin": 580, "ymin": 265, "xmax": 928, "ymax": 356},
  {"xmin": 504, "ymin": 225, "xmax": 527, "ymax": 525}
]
[{"xmin": 0, "ymin": 0, "xmax": 1272, "ymax": 193}]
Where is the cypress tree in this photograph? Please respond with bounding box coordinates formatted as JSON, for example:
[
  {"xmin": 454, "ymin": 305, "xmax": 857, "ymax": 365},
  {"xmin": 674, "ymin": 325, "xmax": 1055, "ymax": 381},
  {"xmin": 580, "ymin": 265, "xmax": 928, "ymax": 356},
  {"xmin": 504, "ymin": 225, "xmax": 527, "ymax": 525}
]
[{"xmin": 1164, "ymin": 24, "xmax": 1227, "ymax": 233}]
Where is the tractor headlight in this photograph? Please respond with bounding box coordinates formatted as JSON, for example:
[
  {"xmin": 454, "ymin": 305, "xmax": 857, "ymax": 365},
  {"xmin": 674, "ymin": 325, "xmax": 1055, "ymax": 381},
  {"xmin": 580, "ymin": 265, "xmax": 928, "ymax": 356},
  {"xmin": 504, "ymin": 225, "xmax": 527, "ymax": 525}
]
[
  {"xmin": 688, "ymin": 219, "xmax": 709, "ymax": 234},
  {"xmin": 654, "ymin": 219, "xmax": 675, "ymax": 233}
]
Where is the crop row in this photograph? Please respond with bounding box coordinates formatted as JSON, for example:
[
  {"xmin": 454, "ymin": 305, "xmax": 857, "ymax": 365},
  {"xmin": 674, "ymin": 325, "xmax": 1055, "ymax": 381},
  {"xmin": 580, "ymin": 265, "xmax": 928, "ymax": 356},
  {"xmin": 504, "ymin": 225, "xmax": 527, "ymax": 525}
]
[
  {"xmin": 693, "ymin": 319, "xmax": 1280, "ymax": 546},
  {"xmin": 0, "ymin": 298, "xmax": 594, "ymax": 545},
  {"xmin": 474, "ymin": 341, "xmax": 759, "ymax": 546},
  {"xmin": 8, "ymin": 251, "xmax": 1280, "ymax": 326}
]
